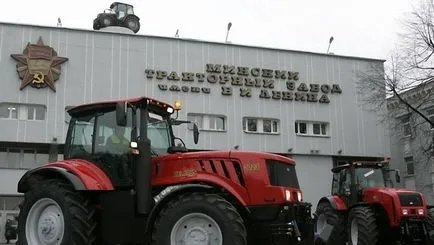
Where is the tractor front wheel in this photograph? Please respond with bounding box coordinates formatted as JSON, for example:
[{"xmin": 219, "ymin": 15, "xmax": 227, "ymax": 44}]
[
  {"xmin": 16, "ymin": 179, "xmax": 97, "ymax": 245},
  {"xmin": 347, "ymin": 206, "xmax": 378, "ymax": 245},
  {"xmin": 151, "ymin": 192, "xmax": 247, "ymax": 245},
  {"xmin": 314, "ymin": 201, "xmax": 346, "ymax": 245}
]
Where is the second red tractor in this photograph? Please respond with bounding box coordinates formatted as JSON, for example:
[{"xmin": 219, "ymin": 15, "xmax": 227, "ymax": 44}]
[{"xmin": 314, "ymin": 160, "xmax": 434, "ymax": 245}]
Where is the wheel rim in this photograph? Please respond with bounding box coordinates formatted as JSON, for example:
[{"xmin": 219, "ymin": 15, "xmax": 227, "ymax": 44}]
[
  {"xmin": 316, "ymin": 214, "xmax": 327, "ymax": 234},
  {"xmin": 25, "ymin": 198, "xmax": 65, "ymax": 245},
  {"xmin": 127, "ymin": 20, "xmax": 138, "ymax": 32},
  {"xmin": 351, "ymin": 218, "xmax": 358, "ymax": 245},
  {"xmin": 170, "ymin": 212, "xmax": 222, "ymax": 245}
]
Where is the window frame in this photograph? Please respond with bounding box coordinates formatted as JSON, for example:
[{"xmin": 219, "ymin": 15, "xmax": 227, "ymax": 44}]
[
  {"xmin": 404, "ymin": 156, "xmax": 414, "ymax": 176},
  {"xmin": 402, "ymin": 116, "xmax": 412, "ymax": 137},
  {"xmin": 0, "ymin": 103, "xmax": 19, "ymax": 120},
  {"xmin": 187, "ymin": 113, "xmax": 226, "ymax": 132},
  {"xmin": 242, "ymin": 117, "xmax": 280, "ymax": 135},
  {"xmin": 27, "ymin": 105, "xmax": 46, "ymax": 121},
  {"xmin": 0, "ymin": 103, "xmax": 46, "ymax": 121},
  {"xmin": 295, "ymin": 120, "xmax": 329, "ymax": 137}
]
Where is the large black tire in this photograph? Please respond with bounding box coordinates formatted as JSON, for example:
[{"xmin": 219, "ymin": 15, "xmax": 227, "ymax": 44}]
[
  {"xmin": 123, "ymin": 16, "xmax": 140, "ymax": 33},
  {"xmin": 347, "ymin": 206, "xmax": 378, "ymax": 245},
  {"xmin": 16, "ymin": 179, "xmax": 97, "ymax": 245},
  {"xmin": 314, "ymin": 201, "xmax": 347, "ymax": 245},
  {"xmin": 151, "ymin": 192, "xmax": 247, "ymax": 245}
]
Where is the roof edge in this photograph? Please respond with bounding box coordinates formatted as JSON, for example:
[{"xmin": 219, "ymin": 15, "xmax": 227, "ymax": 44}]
[{"xmin": 0, "ymin": 21, "xmax": 386, "ymax": 63}]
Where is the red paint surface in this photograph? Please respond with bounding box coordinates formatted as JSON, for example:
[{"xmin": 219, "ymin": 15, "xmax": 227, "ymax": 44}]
[
  {"xmin": 42, "ymin": 159, "xmax": 114, "ymax": 190},
  {"xmin": 362, "ymin": 187, "xmax": 428, "ymax": 227}
]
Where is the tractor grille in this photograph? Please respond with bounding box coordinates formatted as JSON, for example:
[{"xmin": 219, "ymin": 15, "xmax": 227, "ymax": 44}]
[
  {"xmin": 197, "ymin": 159, "xmax": 246, "ymax": 187},
  {"xmin": 266, "ymin": 159, "xmax": 300, "ymax": 188},
  {"xmin": 398, "ymin": 193, "xmax": 423, "ymax": 207}
]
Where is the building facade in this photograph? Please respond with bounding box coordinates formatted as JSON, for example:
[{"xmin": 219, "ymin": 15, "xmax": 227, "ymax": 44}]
[
  {"xmin": 387, "ymin": 81, "xmax": 434, "ymax": 204},
  {"xmin": 0, "ymin": 22, "xmax": 390, "ymax": 241}
]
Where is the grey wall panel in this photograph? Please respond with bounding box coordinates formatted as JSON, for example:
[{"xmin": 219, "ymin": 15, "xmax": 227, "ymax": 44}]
[
  {"xmin": 0, "ymin": 169, "xmax": 27, "ymax": 195},
  {"xmin": 293, "ymin": 155, "xmax": 333, "ymax": 209},
  {"xmin": 0, "ymin": 23, "xmax": 390, "ymax": 158}
]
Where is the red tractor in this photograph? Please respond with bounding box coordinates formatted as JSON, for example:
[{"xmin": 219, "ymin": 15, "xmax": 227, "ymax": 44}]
[
  {"xmin": 15, "ymin": 96, "xmax": 314, "ymax": 245},
  {"xmin": 314, "ymin": 160, "xmax": 434, "ymax": 245}
]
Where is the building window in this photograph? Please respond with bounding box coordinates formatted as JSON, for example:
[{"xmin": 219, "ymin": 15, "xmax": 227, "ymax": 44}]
[
  {"xmin": 0, "ymin": 103, "xmax": 18, "ymax": 119},
  {"xmin": 295, "ymin": 121, "xmax": 329, "ymax": 137},
  {"xmin": 0, "ymin": 103, "xmax": 46, "ymax": 121},
  {"xmin": 27, "ymin": 105, "xmax": 46, "ymax": 120},
  {"xmin": 243, "ymin": 117, "xmax": 280, "ymax": 134},
  {"xmin": 208, "ymin": 116, "xmax": 225, "ymax": 131},
  {"xmin": 187, "ymin": 113, "xmax": 226, "ymax": 131},
  {"xmin": 244, "ymin": 118, "xmax": 258, "ymax": 132},
  {"xmin": 295, "ymin": 122, "xmax": 307, "ymax": 134},
  {"xmin": 263, "ymin": 119, "xmax": 279, "ymax": 133},
  {"xmin": 0, "ymin": 147, "xmax": 49, "ymax": 169},
  {"xmin": 405, "ymin": 156, "xmax": 414, "ymax": 175},
  {"xmin": 402, "ymin": 116, "xmax": 411, "ymax": 137}
]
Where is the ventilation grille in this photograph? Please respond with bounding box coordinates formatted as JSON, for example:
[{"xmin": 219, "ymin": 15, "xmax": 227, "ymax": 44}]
[{"xmin": 198, "ymin": 159, "xmax": 246, "ymax": 187}]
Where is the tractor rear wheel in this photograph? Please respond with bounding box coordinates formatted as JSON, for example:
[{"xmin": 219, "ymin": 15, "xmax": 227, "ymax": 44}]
[
  {"xmin": 124, "ymin": 16, "xmax": 140, "ymax": 33},
  {"xmin": 347, "ymin": 206, "xmax": 378, "ymax": 245},
  {"xmin": 16, "ymin": 179, "xmax": 97, "ymax": 245},
  {"xmin": 314, "ymin": 201, "xmax": 346, "ymax": 245},
  {"xmin": 151, "ymin": 192, "xmax": 247, "ymax": 245}
]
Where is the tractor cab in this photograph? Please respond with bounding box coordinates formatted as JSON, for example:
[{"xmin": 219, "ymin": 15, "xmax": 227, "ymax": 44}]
[
  {"xmin": 331, "ymin": 161, "xmax": 400, "ymax": 205},
  {"xmin": 64, "ymin": 97, "xmax": 199, "ymax": 188},
  {"xmin": 109, "ymin": 2, "xmax": 135, "ymax": 20}
]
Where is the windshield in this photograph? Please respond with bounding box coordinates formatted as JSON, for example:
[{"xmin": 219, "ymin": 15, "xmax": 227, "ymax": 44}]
[
  {"xmin": 147, "ymin": 113, "xmax": 171, "ymax": 154},
  {"xmin": 355, "ymin": 167, "xmax": 385, "ymax": 188},
  {"xmin": 67, "ymin": 109, "xmax": 173, "ymax": 158}
]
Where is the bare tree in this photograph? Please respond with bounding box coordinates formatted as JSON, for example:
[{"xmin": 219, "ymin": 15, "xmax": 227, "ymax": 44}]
[{"xmin": 357, "ymin": 0, "xmax": 434, "ymax": 159}]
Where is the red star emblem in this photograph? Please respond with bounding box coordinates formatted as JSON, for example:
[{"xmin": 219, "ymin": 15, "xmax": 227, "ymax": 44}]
[{"xmin": 10, "ymin": 37, "xmax": 68, "ymax": 92}]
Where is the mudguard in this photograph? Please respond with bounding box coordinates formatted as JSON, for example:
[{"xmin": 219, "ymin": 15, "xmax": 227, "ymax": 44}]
[
  {"xmin": 17, "ymin": 160, "xmax": 114, "ymax": 192},
  {"xmin": 318, "ymin": 196, "xmax": 347, "ymax": 211}
]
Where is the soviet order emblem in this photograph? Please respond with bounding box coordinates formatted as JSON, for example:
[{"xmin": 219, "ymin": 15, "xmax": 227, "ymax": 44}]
[{"xmin": 10, "ymin": 37, "xmax": 68, "ymax": 92}]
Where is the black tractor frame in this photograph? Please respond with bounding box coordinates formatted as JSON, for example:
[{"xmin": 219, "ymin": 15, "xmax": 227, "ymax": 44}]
[{"xmin": 93, "ymin": 2, "xmax": 140, "ymax": 33}]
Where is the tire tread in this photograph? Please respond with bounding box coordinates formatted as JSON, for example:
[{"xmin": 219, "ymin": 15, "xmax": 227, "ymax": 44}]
[
  {"xmin": 151, "ymin": 192, "xmax": 247, "ymax": 245},
  {"xmin": 16, "ymin": 179, "xmax": 97, "ymax": 245}
]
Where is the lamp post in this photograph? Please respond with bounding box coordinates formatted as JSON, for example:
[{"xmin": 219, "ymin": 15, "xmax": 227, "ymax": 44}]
[
  {"xmin": 327, "ymin": 36, "xmax": 334, "ymax": 54},
  {"xmin": 225, "ymin": 22, "xmax": 232, "ymax": 43}
]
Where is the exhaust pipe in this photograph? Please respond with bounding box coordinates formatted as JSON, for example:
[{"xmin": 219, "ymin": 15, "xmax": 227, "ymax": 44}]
[{"xmin": 136, "ymin": 104, "xmax": 154, "ymax": 215}]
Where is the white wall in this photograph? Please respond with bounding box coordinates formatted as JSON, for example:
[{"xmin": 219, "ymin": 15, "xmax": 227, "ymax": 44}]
[
  {"xmin": 0, "ymin": 169, "xmax": 27, "ymax": 195},
  {"xmin": 293, "ymin": 155, "xmax": 333, "ymax": 210}
]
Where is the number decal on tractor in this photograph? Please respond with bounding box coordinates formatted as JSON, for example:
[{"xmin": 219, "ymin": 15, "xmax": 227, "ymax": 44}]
[
  {"xmin": 173, "ymin": 169, "xmax": 197, "ymax": 177},
  {"xmin": 243, "ymin": 163, "xmax": 260, "ymax": 172}
]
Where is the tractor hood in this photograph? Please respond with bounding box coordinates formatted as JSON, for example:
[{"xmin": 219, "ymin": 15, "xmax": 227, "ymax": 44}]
[
  {"xmin": 363, "ymin": 187, "xmax": 427, "ymax": 207},
  {"xmin": 152, "ymin": 150, "xmax": 295, "ymax": 165}
]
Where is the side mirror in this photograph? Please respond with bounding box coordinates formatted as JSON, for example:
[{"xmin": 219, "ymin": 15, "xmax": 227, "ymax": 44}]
[
  {"xmin": 395, "ymin": 170, "xmax": 401, "ymax": 183},
  {"xmin": 193, "ymin": 123, "xmax": 200, "ymax": 144},
  {"xmin": 116, "ymin": 102, "xmax": 127, "ymax": 126}
]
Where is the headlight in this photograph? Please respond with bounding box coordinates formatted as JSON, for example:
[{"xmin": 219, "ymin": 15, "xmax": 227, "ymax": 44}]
[
  {"xmin": 167, "ymin": 107, "xmax": 174, "ymax": 113},
  {"xmin": 402, "ymin": 209, "xmax": 408, "ymax": 215},
  {"xmin": 285, "ymin": 190, "xmax": 291, "ymax": 202},
  {"xmin": 418, "ymin": 209, "xmax": 424, "ymax": 215},
  {"xmin": 297, "ymin": 192, "xmax": 303, "ymax": 202}
]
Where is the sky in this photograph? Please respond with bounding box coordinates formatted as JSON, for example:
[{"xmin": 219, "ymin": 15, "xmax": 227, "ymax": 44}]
[{"xmin": 0, "ymin": 0, "xmax": 418, "ymax": 61}]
